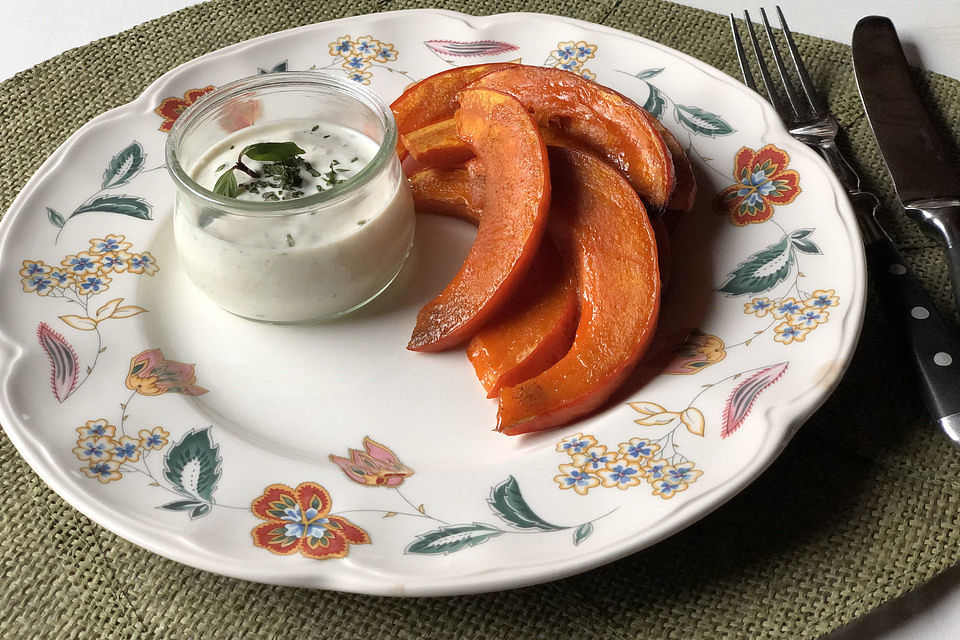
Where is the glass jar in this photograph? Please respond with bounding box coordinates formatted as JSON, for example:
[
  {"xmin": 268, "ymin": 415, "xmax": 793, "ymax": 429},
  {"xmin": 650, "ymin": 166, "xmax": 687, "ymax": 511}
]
[{"xmin": 165, "ymin": 72, "xmax": 415, "ymax": 323}]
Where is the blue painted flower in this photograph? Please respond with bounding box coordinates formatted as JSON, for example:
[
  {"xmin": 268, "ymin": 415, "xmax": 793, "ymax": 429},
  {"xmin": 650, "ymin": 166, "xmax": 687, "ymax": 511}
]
[
  {"xmin": 76, "ymin": 419, "xmax": 115, "ymax": 439},
  {"xmin": 353, "ymin": 36, "xmax": 380, "ymax": 57},
  {"xmin": 100, "ymin": 252, "xmax": 130, "ymax": 273},
  {"xmin": 651, "ymin": 479, "xmax": 684, "ymax": 499},
  {"xmin": 138, "ymin": 427, "xmax": 169, "ymax": 451},
  {"xmin": 281, "ymin": 505, "xmax": 331, "ymax": 539},
  {"xmin": 329, "ymin": 36, "xmax": 353, "ymax": 57},
  {"xmin": 744, "ymin": 297, "xmax": 773, "ymax": 317},
  {"xmin": 82, "ymin": 460, "xmax": 122, "ymax": 484},
  {"xmin": 553, "ymin": 42, "xmax": 578, "ymax": 61},
  {"xmin": 774, "ymin": 321, "xmax": 809, "ymax": 345},
  {"xmin": 61, "ymin": 252, "xmax": 100, "ymax": 275},
  {"xmin": 618, "ymin": 437, "xmax": 660, "ymax": 461},
  {"xmin": 572, "ymin": 445, "xmax": 614, "ymax": 471},
  {"xmin": 574, "ymin": 42, "xmax": 597, "ymax": 61},
  {"xmin": 771, "ymin": 297, "xmax": 802, "ymax": 319},
  {"xmin": 598, "ymin": 460, "xmax": 644, "ymax": 489},
  {"xmin": 127, "ymin": 251, "xmax": 158, "ymax": 275},
  {"xmin": 374, "ymin": 44, "xmax": 397, "ymax": 63},
  {"xmin": 558, "ymin": 59, "xmax": 579, "ymax": 72},
  {"xmin": 791, "ymin": 308, "xmax": 828, "ymax": 328},
  {"xmin": 19, "ymin": 260, "xmax": 48, "ymax": 277},
  {"xmin": 347, "ymin": 70, "xmax": 372, "ymax": 84},
  {"xmin": 344, "ymin": 55, "xmax": 369, "ymax": 71},
  {"xmin": 112, "ymin": 436, "xmax": 141, "ymax": 463},
  {"xmin": 22, "ymin": 273, "xmax": 54, "ymax": 295},
  {"xmin": 47, "ymin": 269, "xmax": 72, "ymax": 287},
  {"xmin": 556, "ymin": 433, "xmax": 597, "ymax": 455},
  {"xmin": 78, "ymin": 274, "xmax": 111, "ymax": 293},
  {"xmin": 666, "ymin": 462, "xmax": 702, "ymax": 484},
  {"xmin": 73, "ymin": 436, "xmax": 114, "ymax": 461},
  {"xmin": 89, "ymin": 234, "xmax": 131, "ymax": 254},
  {"xmin": 805, "ymin": 289, "xmax": 839, "ymax": 310},
  {"xmin": 554, "ymin": 463, "xmax": 600, "ymax": 495},
  {"xmin": 645, "ymin": 460, "xmax": 668, "ymax": 481}
]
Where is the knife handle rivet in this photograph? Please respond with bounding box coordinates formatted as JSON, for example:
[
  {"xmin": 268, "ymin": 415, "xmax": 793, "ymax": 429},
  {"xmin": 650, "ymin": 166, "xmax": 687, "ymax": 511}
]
[
  {"xmin": 935, "ymin": 352, "xmax": 954, "ymax": 367},
  {"xmin": 911, "ymin": 306, "xmax": 930, "ymax": 319},
  {"xmin": 889, "ymin": 263, "xmax": 907, "ymax": 275}
]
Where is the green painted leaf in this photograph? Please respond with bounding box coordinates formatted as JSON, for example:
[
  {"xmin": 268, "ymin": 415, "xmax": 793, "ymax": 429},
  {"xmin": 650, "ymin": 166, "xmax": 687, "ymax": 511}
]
[
  {"xmin": 674, "ymin": 104, "xmax": 735, "ymax": 138},
  {"xmin": 241, "ymin": 142, "xmax": 305, "ymax": 162},
  {"xmin": 163, "ymin": 427, "xmax": 221, "ymax": 503},
  {"xmin": 213, "ymin": 170, "xmax": 238, "ymax": 198},
  {"xmin": 70, "ymin": 195, "xmax": 152, "ymax": 221},
  {"xmin": 190, "ymin": 503, "xmax": 212, "ymax": 519},
  {"xmin": 46, "ymin": 207, "xmax": 64, "ymax": 228},
  {"xmin": 406, "ymin": 523, "xmax": 503, "ymax": 555},
  {"xmin": 487, "ymin": 475, "xmax": 563, "ymax": 531},
  {"xmin": 635, "ymin": 68, "xmax": 663, "ymax": 79},
  {"xmin": 789, "ymin": 228, "xmax": 814, "ymax": 240},
  {"xmin": 791, "ymin": 238, "xmax": 821, "ymax": 254},
  {"xmin": 101, "ymin": 141, "xmax": 145, "ymax": 189},
  {"xmin": 718, "ymin": 237, "xmax": 795, "ymax": 296},
  {"xmin": 573, "ymin": 522, "xmax": 594, "ymax": 545},
  {"xmin": 643, "ymin": 83, "xmax": 667, "ymax": 119},
  {"xmin": 259, "ymin": 60, "xmax": 288, "ymax": 74},
  {"xmin": 160, "ymin": 499, "xmax": 203, "ymax": 511}
]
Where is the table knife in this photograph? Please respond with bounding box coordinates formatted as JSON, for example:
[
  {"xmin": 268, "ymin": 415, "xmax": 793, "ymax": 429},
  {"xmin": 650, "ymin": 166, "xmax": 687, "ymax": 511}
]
[{"xmin": 852, "ymin": 15, "xmax": 960, "ymax": 441}]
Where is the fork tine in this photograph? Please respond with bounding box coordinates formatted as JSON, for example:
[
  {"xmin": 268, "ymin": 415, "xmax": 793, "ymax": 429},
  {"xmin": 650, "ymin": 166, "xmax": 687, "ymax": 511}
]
[
  {"xmin": 776, "ymin": 5, "xmax": 828, "ymax": 116},
  {"xmin": 759, "ymin": 7, "xmax": 802, "ymax": 119},
  {"xmin": 729, "ymin": 14, "xmax": 758, "ymax": 92},
  {"xmin": 743, "ymin": 11, "xmax": 792, "ymax": 120}
]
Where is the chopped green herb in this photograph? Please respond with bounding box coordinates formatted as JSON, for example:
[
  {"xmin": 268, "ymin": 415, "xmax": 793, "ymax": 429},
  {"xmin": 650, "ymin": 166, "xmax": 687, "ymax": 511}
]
[
  {"xmin": 351, "ymin": 156, "xmax": 359, "ymax": 163},
  {"xmin": 357, "ymin": 220, "xmax": 367, "ymax": 226},
  {"xmin": 215, "ymin": 163, "xmax": 227, "ymax": 171},
  {"xmin": 286, "ymin": 233, "xmax": 296, "ymax": 247},
  {"xmin": 323, "ymin": 134, "xmax": 331, "ymax": 139},
  {"xmin": 229, "ymin": 145, "xmax": 235, "ymax": 150},
  {"xmin": 261, "ymin": 192, "xmax": 280, "ymax": 201},
  {"xmin": 311, "ymin": 125, "xmax": 319, "ymax": 132}
]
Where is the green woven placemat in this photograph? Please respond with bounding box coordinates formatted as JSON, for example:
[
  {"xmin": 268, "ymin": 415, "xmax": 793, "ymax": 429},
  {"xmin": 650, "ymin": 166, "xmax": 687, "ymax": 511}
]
[{"xmin": 3, "ymin": 1, "xmax": 960, "ymax": 638}]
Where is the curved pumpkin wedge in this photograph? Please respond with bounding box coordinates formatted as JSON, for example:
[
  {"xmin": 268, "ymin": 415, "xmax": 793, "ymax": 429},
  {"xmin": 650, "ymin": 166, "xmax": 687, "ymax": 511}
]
[
  {"xmin": 402, "ymin": 118, "xmax": 474, "ymax": 167},
  {"xmin": 468, "ymin": 240, "xmax": 578, "ymax": 398},
  {"xmin": 497, "ymin": 147, "xmax": 660, "ymax": 435},
  {"xmin": 408, "ymin": 88, "xmax": 551, "ymax": 352},
  {"xmin": 652, "ymin": 216, "xmax": 671, "ymax": 290},
  {"xmin": 473, "ymin": 65, "xmax": 675, "ymax": 210},
  {"xmin": 391, "ymin": 63, "xmax": 517, "ymax": 160},
  {"xmin": 652, "ymin": 121, "xmax": 697, "ymax": 212},
  {"xmin": 409, "ymin": 160, "xmax": 484, "ymax": 224}
]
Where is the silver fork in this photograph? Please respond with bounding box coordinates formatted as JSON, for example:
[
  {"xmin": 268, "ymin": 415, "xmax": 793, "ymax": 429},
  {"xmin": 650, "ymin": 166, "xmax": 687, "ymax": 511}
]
[{"xmin": 729, "ymin": 7, "xmax": 960, "ymax": 443}]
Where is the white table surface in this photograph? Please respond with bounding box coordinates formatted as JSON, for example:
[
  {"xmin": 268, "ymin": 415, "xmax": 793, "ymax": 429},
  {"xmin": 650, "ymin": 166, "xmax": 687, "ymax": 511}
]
[{"xmin": 2, "ymin": 1, "xmax": 960, "ymax": 638}]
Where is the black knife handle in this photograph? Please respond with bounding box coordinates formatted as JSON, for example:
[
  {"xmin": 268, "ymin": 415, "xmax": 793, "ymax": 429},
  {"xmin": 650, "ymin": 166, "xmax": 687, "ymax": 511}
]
[{"xmin": 866, "ymin": 235, "xmax": 960, "ymax": 440}]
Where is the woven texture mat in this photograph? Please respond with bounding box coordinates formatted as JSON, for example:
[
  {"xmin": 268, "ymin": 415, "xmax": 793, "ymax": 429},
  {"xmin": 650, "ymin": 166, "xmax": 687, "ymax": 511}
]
[{"xmin": 3, "ymin": 1, "xmax": 960, "ymax": 638}]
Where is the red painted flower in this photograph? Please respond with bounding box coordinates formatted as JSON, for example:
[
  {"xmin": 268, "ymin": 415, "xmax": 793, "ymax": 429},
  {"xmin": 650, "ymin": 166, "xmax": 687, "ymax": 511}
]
[
  {"xmin": 155, "ymin": 86, "xmax": 215, "ymax": 132},
  {"xmin": 251, "ymin": 482, "xmax": 370, "ymax": 560},
  {"xmin": 714, "ymin": 144, "xmax": 801, "ymax": 226},
  {"xmin": 329, "ymin": 437, "xmax": 413, "ymax": 487}
]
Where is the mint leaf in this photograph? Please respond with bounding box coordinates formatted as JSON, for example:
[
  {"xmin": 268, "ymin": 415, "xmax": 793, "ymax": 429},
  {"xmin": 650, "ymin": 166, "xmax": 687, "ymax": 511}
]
[
  {"xmin": 214, "ymin": 170, "xmax": 238, "ymax": 198},
  {"xmin": 241, "ymin": 142, "xmax": 306, "ymax": 162}
]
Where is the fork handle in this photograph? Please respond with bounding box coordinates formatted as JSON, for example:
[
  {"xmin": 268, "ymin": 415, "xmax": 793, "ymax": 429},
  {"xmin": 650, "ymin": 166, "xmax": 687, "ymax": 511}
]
[{"xmin": 866, "ymin": 234, "xmax": 960, "ymax": 441}]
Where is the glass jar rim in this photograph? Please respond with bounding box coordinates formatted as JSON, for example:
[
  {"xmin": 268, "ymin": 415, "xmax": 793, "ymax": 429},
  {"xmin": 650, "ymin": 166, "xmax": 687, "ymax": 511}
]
[{"xmin": 164, "ymin": 71, "xmax": 398, "ymax": 218}]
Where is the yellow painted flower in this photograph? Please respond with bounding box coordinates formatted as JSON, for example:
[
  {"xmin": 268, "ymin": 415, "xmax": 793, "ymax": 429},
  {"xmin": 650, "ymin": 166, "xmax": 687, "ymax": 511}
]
[
  {"xmin": 73, "ymin": 436, "xmax": 116, "ymax": 462},
  {"xmin": 82, "ymin": 460, "xmax": 122, "ymax": 484},
  {"xmin": 329, "ymin": 35, "xmax": 354, "ymax": 58},
  {"xmin": 773, "ymin": 321, "xmax": 810, "ymax": 345},
  {"xmin": 99, "ymin": 251, "xmax": 132, "ymax": 273},
  {"xmin": 374, "ymin": 43, "xmax": 398, "ymax": 63},
  {"xmin": 651, "ymin": 462, "xmax": 703, "ymax": 499},
  {"xmin": 89, "ymin": 234, "xmax": 132, "ymax": 254},
  {"xmin": 47, "ymin": 268, "xmax": 74, "ymax": 288},
  {"xmin": 663, "ymin": 330, "xmax": 726, "ymax": 375},
  {"xmin": 556, "ymin": 432, "xmax": 597, "ymax": 455},
  {"xmin": 805, "ymin": 289, "xmax": 840, "ymax": 310},
  {"xmin": 597, "ymin": 459, "xmax": 645, "ymax": 489},
  {"xmin": 126, "ymin": 348, "xmax": 208, "ymax": 396},
  {"xmin": 790, "ymin": 306, "xmax": 829, "ymax": 329},
  {"xmin": 571, "ymin": 445, "xmax": 614, "ymax": 472},
  {"xmin": 127, "ymin": 252, "xmax": 158, "ymax": 275},
  {"xmin": 353, "ymin": 35, "xmax": 381, "ymax": 59},
  {"xmin": 19, "ymin": 260, "xmax": 49, "ymax": 278},
  {"xmin": 618, "ymin": 437, "xmax": 661, "ymax": 462},
  {"xmin": 770, "ymin": 297, "xmax": 803, "ymax": 320},
  {"xmin": 744, "ymin": 297, "xmax": 774, "ymax": 317},
  {"xmin": 61, "ymin": 252, "xmax": 101, "ymax": 276},
  {"xmin": 76, "ymin": 419, "xmax": 115, "ymax": 439},
  {"xmin": 554, "ymin": 463, "xmax": 600, "ymax": 495},
  {"xmin": 138, "ymin": 427, "xmax": 170, "ymax": 450}
]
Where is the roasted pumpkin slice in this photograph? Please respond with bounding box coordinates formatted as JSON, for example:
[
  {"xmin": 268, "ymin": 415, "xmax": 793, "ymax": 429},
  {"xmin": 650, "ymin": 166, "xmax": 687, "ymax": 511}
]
[
  {"xmin": 407, "ymin": 88, "xmax": 551, "ymax": 352},
  {"xmin": 473, "ymin": 65, "xmax": 675, "ymax": 210},
  {"xmin": 409, "ymin": 160, "xmax": 484, "ymax": 224},
  {"xmin": 497, "ymin": 147, "xmax": 660, "ymax": 435},
  {"xmin": 652, "ymin": 120, "xmax": 697, "ymax": 212}
]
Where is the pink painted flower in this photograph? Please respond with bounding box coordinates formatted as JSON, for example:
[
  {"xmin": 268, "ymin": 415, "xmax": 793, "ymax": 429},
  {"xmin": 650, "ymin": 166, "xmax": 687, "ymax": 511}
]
[
  {"xmin": 125, "ymin": 348, "xmax": 207, "ymax": 396},
  {"xmin": 329, "ymin": 437, "xmax": 413, "ymax": 487}
]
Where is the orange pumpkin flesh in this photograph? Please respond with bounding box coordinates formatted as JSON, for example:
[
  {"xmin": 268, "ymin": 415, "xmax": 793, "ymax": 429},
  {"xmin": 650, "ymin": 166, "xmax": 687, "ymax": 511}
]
[
  {"xmin": 473, "ymin": 66, "xmax": 675, "ymax": 210},
  {"xmin": 401, "ymin": 118, "xmax": 474, "ymax": 167},
  {"xmin": 497, "ymin": 147, "xmax": 661, "ymax": 435},
  {"xmin": 407, "ymin": 88, "xmax": 551, "ymax": 352},
  {"xmin": 653, "ymin": 121, "xmax": 697, "ymax": 212},
  {"xmin": 408, "ymin": 161, "xmax": 484, "ymax": 225}
]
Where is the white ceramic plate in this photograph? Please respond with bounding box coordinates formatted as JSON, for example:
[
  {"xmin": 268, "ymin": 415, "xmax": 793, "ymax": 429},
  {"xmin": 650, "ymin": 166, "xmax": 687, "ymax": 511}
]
[{"xmin": 0, "ymin": 10, "xmax": 865, "ymax": 595}]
